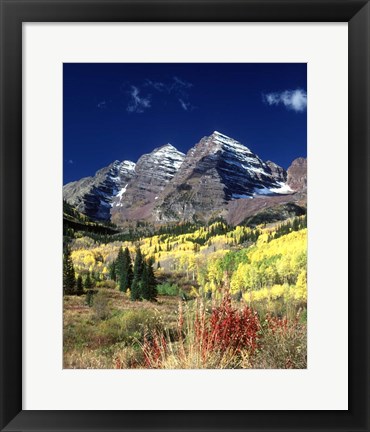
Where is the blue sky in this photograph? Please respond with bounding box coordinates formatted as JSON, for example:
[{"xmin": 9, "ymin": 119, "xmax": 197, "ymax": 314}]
[{"xmin": 63, "ymin": 63, "xmax": 307, "ymax": 184}]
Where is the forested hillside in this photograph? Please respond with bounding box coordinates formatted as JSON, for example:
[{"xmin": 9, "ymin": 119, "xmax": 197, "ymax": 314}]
[{"xmin": 63, "ymin": 212, "xmax": 307, "ymax": 369}]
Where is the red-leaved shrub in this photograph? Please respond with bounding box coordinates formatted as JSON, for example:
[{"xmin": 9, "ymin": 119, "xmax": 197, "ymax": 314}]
[
  {"xmin": 142, "ymin": 295, "xmax": 261, "ymax": 368},
  {"xmin": 194, "ymin": 295, "xmax": 260, "ymax": 359}
]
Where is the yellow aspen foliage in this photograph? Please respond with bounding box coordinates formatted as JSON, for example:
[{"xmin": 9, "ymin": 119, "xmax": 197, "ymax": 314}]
[{"xmin": 293, "ymin": 269, "xmax": 307, "ymax": 301}]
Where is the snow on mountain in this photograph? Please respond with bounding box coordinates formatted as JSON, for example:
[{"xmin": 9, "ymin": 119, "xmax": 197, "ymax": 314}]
[
  {"xmin": 63, "ymin": 131, "xmax": 303, "ymax": 224},
  {"xmin": 154, "ymin": 131, "xmax": 291, "ymax": 222},
  {"xmin": 63, "ymin": 160, "xmax": 136, "ymax": 220},
  {"xmin": 110, "ymin": 144, "xmax": 186, "ymax": 224}
]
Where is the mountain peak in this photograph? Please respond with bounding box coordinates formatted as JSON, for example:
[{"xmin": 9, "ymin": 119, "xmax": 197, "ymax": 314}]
[
  {"xmin": 120, "ymin": 160, "xmax": 136, "ymax": 171},
  {"xmin": 207, "ymin": 131, "xmax": 252, "ymax": 154},
  {"xmin": 212, "ymin": 130, "xmax": 231, "ymax": 139},
  {"xmin": 152, "ymin": 143, "xmax": 183, "ymax": 155},
  {"xmin": 109, "ymin": 159, "xmax": 135, "ymax": 169}
]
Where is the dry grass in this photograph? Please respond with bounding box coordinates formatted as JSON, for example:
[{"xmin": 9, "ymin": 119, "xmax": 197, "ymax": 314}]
[
  {"xmin": 63, "ymin": 290, "xmax": 307, "ymax": 369},
  {"xmin": 253, "ymin": 315, "xmax": 307, "ymax": 369},
  {"xmin": 142, "ymin": 297, "xmax": 260, "ymax": 369},
  {"xmin": 63, "ymin": 290, "xmax": 179, "ymax": 368}
]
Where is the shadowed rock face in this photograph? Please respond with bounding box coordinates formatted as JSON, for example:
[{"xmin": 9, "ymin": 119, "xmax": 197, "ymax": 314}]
[
  {"xmin": 63, "ymin": 160, "xmax": 136, "ymax": 220},
  {"xmin": 266, "ymin": 161, "xmax": 287, "ymax": 184},
  {"xmin": 63, "ymin": 131, "xmax": 306, "ymax": 225}
]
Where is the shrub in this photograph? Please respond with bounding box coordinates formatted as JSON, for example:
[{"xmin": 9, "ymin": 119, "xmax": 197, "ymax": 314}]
[
  {"xmin": 194, "ymin": 295, "xmax": 260, "ymax": 357},
  {"xmin": 92, "ymin": 290, "xmax": 111, "ymax": 320},
  {"xmin": 64, "ymin": 318, "xmax": 95, "ymax": 350},
  {"xmin": 85, "ymin": 289, "xmax": 97, "ymax": 307},
  {"xmin": 157, "ymin": 282, "xmax": 179, "ymax": 296},
  {"xmin": 96, "ymin": 280, "xmax": 117, "ymax": 290},
  {"xmin": 100, "ymin": 309, "xmax": 161, "ymax": 346},
  {"xmin": 142, "ymin": 296, "xmax": 261, "ymax": 369}
]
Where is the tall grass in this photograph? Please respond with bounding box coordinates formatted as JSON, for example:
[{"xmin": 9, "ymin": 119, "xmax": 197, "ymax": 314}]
[
  {"xmin": 254, "ymin": 313, "xmax": 307, "ymax": 369},
  {"xmin": 142, "ymin": 296, "xmax": 260, "ymax": 369}
]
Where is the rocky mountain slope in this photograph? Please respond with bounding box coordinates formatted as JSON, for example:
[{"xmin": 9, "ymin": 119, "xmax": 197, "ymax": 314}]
[
  {"xmin": 63, "ymin": 160, "xmax": 136, "ymax": 220},
  {"xmin": 153, "ymin": 131, "xmax": 291, "ymax": 222},
  {"xmin": 111, "ymin": 144, "xmax": 185, "ymax": 225},
  {"xmin": 63, "ymin": 131, "xmax": 306, "ymax": 225}
]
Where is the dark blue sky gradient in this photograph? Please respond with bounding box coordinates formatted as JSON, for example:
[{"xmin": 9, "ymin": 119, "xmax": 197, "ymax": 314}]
[{"xmin": 63, "ymin": 63, "xmax": 307, "ymax": 184}]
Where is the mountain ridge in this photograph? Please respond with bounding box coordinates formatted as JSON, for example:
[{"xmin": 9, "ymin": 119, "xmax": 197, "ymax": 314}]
[{"xmin": 63, "ymin": 131, "xmax": 306, "ymax": 226}]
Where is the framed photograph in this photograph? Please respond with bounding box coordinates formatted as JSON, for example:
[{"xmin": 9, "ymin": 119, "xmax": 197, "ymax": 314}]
[{"xmin": 1, "ymin": 0, "xmax": 369, "ymax": 431}]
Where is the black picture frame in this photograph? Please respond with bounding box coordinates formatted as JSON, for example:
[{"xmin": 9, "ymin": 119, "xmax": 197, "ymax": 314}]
[{"xmin": 0, "ymin": 1, "xmax": 369, "ymax": 431}]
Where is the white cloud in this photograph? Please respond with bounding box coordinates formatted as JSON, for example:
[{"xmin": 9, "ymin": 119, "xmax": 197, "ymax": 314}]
[
  {"xmin": 124, "ymin": 77, "xmax": 194, "ymax": 113},
  {"xmin": 179, "ymin": 99, "xmax": 191, "ymax": 111},
  {"xmin": 264, "ymin": 89, "xmax": 307, "ymax": 112},
  {"xmin": 68, "ymin": 159, "xmax": 74, "ymax": 164},
  {"xmin": 144, "ymin": 77, "xmax": 194, "ymax": 111},
  {"xmin": 126, "ymin": 86, "xmax": 151, "ymax": 113}
]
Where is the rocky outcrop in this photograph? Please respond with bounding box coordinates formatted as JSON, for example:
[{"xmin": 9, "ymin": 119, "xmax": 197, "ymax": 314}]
[
  {"xmin": 266, "ymin": 161, "xmax": 287, "ymax": 183},
  {"xmin": 287, "ymin": 157, "xmax": 307, "ymax": 191}
]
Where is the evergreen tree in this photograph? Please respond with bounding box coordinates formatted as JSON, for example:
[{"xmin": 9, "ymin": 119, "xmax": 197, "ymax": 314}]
[
  {"xmin": 140, "ymin": 259, "xmax": 157, "ymax": 301},
  {"xmin": 91, "ymin": 271, "xmax": 100, "ymax": 283},
  {"xmin": 303, "ymin": 214, "xmax": 307, "ymax": 228},
  {"xmin": 115, "ymin": 247, "xmax": 125, "ymax": 280},
  {"xmin": 85, "ymin": 289, "xmax": 94, "ymax": 307},
  {"xmin": 140, "ymin": 261, "xmax": 150, "ymax": 300},
  {"xmin": 76, "ymin": 275, "xmax": 84, "ymax": 296},
  {"xmin": 292, "ymin": 217, "xmax": 300, "ymax": 231},
  {"xmin": 146, "ymin": 260, "xmax": 157, "ymax": 301},
  {"xmin": 85, "ymin": 272, "xmax": 93, "ymax": 290},
  {"xmin": 131, "ymin": 247, "xmax": 144, "ymax": 301},
  {"xmin": 157, "ymin": 261, "xmax": 161, "ymax": 269},
  {"xmin": 63, "ymin": 245, "xmax": 76, "ymax": 295},
  {"xmin": 109, "ymin": 260, "xmax": 117, "ymax": 281},
  {"xmin": 84, "ymin": 272, "xmax": 95, "ymax": 306},
  {"xmin": 119, "ymin": 247, "xmax": 133, "ymax": 292}
]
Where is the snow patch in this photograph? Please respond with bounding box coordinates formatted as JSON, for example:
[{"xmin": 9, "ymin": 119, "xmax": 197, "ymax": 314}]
[
  {"xmin": 254, "ymin": 182, "xmax": 293, "ymax": 196},
  {"xmin": 248, "ymin": 165, "xmax": 267, "ymax": 175},
  {"xmin": 270, "ymin": 183, "xmax": 293, "ymax": 194},
  {"xmin": 121, "ymin": 160, "xmax": 136, "ymax": 171},
  {"xmin": 254, "ymin": 186, "xmax": 272, "ymax": 196},
  {"xmin": 212, "ymin": 131, "xmax": 252, "ymax": 154},
  {"xmin": 116, "ymin": 184, "xmax": 128, "ymax": 200}
]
